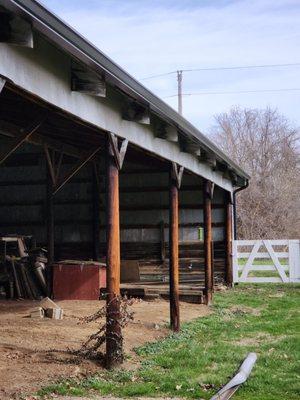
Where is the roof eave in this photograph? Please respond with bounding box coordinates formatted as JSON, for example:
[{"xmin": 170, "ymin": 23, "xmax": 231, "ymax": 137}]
[{"xmin": 1, "ymin": 0, "xmax": 250, "ymax": 183}]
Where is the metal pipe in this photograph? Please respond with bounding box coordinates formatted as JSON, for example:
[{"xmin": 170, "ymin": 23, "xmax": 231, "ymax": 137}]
[
  {"xmin": 233, "ymin": 180, "xmax": 249, "ymax": 240},
  {"xmin": 210, "ymin": 352, "xmax": 257, "ymax": 400}
]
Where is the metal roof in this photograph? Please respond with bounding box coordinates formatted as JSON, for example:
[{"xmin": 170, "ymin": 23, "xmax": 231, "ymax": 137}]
[{"xmin": 1, "ymin": 0, "xmax": 250, "ymax": 182}]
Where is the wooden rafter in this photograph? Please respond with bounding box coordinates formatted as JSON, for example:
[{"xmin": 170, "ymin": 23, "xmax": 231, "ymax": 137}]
[
  {"xmin": 108, "ymin": 132, "xmax": 128, "ymax": 170},
  {"xmin": 0, "ymin": 120, "xmax": 85, "ymax": 158},
  {"xmin": 53, "ymin": 146, "xmax": 101, "ymax": 194},
  {"xmin": 0, "ymin": 116, "xmax": 46, "ymax": 165}
]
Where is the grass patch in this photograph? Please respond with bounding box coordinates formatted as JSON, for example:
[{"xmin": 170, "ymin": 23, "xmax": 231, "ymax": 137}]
[{"xmin": 38, "ymin": 284, "xmax": 300, "ymax": 400}]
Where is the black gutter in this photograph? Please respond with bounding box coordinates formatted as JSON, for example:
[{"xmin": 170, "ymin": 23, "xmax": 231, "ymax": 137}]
[{"xmin": 233, "ymin": 180, "xmax": 249, "ymax": 240}]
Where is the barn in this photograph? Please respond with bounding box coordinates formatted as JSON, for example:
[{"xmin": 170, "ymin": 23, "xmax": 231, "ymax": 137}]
[{"xmin": 0, "ymin": 0, "xmax": 249, "ymax": 366}]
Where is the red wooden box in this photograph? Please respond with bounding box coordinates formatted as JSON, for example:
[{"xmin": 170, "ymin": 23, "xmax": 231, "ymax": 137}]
[{"xmin": 53, "ymin": 261, "xmax": 106, "ymax": 300}]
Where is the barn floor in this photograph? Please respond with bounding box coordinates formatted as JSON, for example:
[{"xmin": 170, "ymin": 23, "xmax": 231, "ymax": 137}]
[{"xmin": 0, "ymin": 298, "xmax": 210, "ymax": 399}]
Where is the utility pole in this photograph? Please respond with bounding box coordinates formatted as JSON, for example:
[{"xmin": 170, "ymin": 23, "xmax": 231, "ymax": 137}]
[{"xmin": 177, "ymin": 70, "xmax": 183, "ymax": 115}]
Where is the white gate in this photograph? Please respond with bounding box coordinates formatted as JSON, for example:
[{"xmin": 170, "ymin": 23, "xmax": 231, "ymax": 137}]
[{"xmin": 233, "ymin": 240, "xmax": 300, "ymax": 283}]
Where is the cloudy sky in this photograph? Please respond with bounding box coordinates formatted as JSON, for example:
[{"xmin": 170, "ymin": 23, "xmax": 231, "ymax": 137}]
[{"xmin": 42, "ymin": 0, "xmax": 300, "ymax": 133}]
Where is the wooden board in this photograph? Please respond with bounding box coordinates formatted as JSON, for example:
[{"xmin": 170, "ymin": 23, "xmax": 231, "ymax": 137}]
[{"xmin": 120, "ymin": 260, "xmax": 140, "ymax": 283}]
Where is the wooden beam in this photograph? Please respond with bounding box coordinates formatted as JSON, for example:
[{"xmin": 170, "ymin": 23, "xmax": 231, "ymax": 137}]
[
  {"xmin": 0, "ymin": 117, "xmax": 45, "ymax": 165},
  {"xmin": 203, "ymin": 179, "xmax": 213, "ymax": 305},
  {"xmin": 53, "ymin": 146, "xmax": 101, "ymax": 194},
  {"xmin": 44, "ymin": 146, "xmax": 64, "ymax": 187},
  {"xmin": 92, "ymin": 165, "xmax": 101, "ymax": 261},
  {"xmin": 160, "ymin": 220, "xmax": 166, "ymax": 263},
  {"xmin": 0, "ymin": 220, "xmax": 226, "ymax": 229},
  {"xmin": 0, "ymin": 120, "xmax": 87, "ymax": 158},
  {"xmin": 169, "ymin": 165, "xmax": 180, "ymax": 332},
  {"xmin": 225, "ymin": 193, "xmax": 233, "ymax": 286},
  {"xmin": 0, "ymin": 77, "xmax": 5, "ymax": 94},
  {"xmin": 0, "ymin": 12, "xmax": 33, "ymax": 48},
  {"xmin": 71, "ymin": 60, "xmax": 106, "ymax": 97},
  {"xmin": 105, "ymin": 134, "xmax": 123, "ymax": 369},
  {"xmin": 46, "ymin": 168, "xmax": 54, "ymax": 297}
]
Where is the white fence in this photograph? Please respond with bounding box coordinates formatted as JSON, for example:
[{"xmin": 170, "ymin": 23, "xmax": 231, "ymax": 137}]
[{"xmin": 233, "ymin": 239, "xmax": 300, "ymax": 283}]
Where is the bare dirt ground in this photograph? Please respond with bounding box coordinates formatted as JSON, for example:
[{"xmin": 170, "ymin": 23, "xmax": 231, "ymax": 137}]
[{"xmin": 0, "ymin": 299, "xmax": 210, "ymax": 399}]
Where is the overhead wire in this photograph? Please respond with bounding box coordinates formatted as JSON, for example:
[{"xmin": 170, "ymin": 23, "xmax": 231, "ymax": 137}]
[
  {"xmin": 141, "ymin": 62, "xmax": 300, "ymax": 80},
  {"xmin": 164, "ymin": 88, "xmax": 300, "ymax": 98}
]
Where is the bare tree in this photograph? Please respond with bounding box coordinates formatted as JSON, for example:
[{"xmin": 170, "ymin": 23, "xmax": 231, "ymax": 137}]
[{"xmin": 210, "ymin": 106, "xmax": 300, "ymax": 239}]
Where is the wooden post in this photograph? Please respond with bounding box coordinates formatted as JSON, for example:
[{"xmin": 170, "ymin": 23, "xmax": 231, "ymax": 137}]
[
  {"xmin": 93, "ymin": 166, "xmax": 101, "ymax": 261},
  {"xmin": 203, "ymin": 179, "xmax": 213, "ymax": 305},
  {"xmin": 105, "ymin": 133, "xmax": 127, "ymax": 369},
  {"xmin": 225, "ymin": 194, "xmax": 233, "ymax": 286},
  {"xmin": 169, "ymin": 163, "xmax": 183, "ymax": 332},
  {"xmin": 46, "ymin": 169, "xmax": 54, "ymax": 297},
  {"xmin": 160, "ymin": 220, "xmax": 166, "ymax": 263}
]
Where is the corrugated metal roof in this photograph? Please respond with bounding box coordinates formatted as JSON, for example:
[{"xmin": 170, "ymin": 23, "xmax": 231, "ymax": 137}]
[{"xmin": 1, "ymin": 0, "xmax": 250, "ymax": 182}]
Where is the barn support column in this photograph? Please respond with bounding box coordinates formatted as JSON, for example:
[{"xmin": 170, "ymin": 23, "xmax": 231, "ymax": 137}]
[
  {"xmin": 105, "ymin": 133, "xmax": 128, "ymax": 369},
  {"xmin": 203, "ymin": 179, "xmax": 214, "ymax": 305},
  {"xmin": 225, "ymin": 193, "xmax": 233, "ymax": 286},
  {"xmin": 93, "ymin": 165, "xmax": 101, "ymax": 261},
  {"xmin": 46, "ymin": 168, "xmax": 54, "ymax": 297},
  {"xmin": 169, "ymin": 162, "xmax": 184, "ymax": 332}
]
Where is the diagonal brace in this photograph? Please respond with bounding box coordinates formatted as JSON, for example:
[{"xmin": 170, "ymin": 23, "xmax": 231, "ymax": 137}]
[
  {"xmin": 108, "ymin": 132, "xmax": 128, "ymax": 170},
  {"xmin": 171, "ymin": 162, "xmax": 184, "ymax": 189},
  {"xmin": 53, "ymin": 146, "xmax": 101, "ymax": 195},
  {"xmin": 44, "ymin": 146, "xmax": 64, "ymax": 187},
  {"xmin": 0, "ymin": 77, "xmax": 6, "ymax": 94},
  {"xmin": 0, "ymin": 116, "xmax": 46, "ymax": 165}
]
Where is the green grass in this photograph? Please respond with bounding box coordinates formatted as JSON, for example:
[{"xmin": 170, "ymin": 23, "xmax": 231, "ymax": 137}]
[{"xmin": 38, "ymin": 285, "xmax": 300, "ymax": 400}]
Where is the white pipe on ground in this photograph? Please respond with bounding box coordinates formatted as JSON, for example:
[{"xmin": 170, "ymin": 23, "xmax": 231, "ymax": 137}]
[{"xmin": 210, "ymin": 352, "xmax": 257, "ymax": 400}]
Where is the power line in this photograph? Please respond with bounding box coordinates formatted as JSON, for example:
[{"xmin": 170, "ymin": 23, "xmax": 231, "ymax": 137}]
[
  {"xmin": 164, "ymin": 88, "xmax": 300, "ymax": 98},
  {"xmin": 141, "ymin": 62, "xmax": 300, "ymax": 80}
]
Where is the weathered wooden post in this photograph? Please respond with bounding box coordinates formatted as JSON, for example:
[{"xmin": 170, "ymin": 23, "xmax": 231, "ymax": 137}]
[
  {"xmin": 203, "ymin": 179, "xmax": 213, "ymax": 305},
  {"xmin": 46, "ymin": 164, "xmax": 54, "ymax": 297},
  {"xmin": 225, "ymin": 193, "xmax": 233, "ymax": 286},
  {"xmin": 105, "ymin": 132, "xmax": 128, "ymax": 369},
  {"xmin": 169, "ymin": 162, "xmax": 183, "ymax": 332},
  {"xmin": 92, "ymin": 165, "xmax": 101, "ymax": 261}
]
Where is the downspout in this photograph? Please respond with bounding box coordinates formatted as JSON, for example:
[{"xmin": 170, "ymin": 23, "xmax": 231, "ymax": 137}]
[{"xmin": 233, "ymin": 180, "xmax": 249, "ymax": 240}]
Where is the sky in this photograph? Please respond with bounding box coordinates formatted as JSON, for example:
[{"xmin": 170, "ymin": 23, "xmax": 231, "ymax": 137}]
[{"xmin": 41, "ymin": 0, "xmax": 300, "ymax": 134}]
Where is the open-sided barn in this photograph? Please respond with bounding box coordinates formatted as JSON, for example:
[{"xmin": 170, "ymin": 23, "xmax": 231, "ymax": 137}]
[{"xmin": 0, "ymin": 0, "xmax": 249, "ymax": 366}]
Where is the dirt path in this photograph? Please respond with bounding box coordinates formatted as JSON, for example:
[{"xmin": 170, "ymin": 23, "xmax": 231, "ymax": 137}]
[{"xmin": 0, "ymin": 299, "xmax": 210, "ymax": 399}]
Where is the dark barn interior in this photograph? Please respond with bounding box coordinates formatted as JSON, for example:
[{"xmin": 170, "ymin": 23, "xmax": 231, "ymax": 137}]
[{"xmin": 0, "ymin": 83, "xmax": 229, "ymax": 302}]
